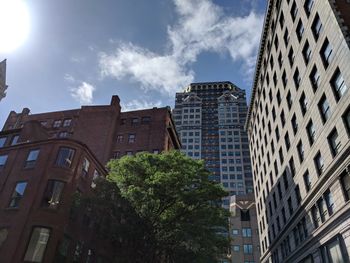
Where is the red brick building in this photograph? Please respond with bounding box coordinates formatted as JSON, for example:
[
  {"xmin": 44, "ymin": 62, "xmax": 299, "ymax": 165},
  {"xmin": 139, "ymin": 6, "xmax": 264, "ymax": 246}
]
[{"xmin": 0, "ymin": 95, "xmax": 180, "ymax": 262}]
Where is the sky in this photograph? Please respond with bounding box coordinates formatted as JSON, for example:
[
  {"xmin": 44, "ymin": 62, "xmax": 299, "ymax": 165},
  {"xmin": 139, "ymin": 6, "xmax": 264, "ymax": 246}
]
[{"xmin": 0, "ymin": 0, "xmax": 267, "ymax": 126}]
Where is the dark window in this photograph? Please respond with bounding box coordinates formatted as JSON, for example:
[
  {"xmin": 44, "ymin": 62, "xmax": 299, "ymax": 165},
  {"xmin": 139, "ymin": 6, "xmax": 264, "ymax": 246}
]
[
  {"xmin": 284, "ymin": 132, "xmax": 290, "ymax": 150},
  {"xmin": 282, "ymin": 70, "xmax": 288, "ymax": 87},
  {"xmin": 277, "ymin": 90, "xmax": 281, "ymax": 105},
  {"xmin": 314, "ymin": 151, "xmax": 324, "ymax": 176},
  {"xmin": 241, "ymin": 209, "xmax": 250, "ymax": 221},
  {"xmin": 341, "ymin": 172, "xmax": 350, "ymax": 200},
  {"xmin": 0, "ymin": 154, "xmax": 8, "ymax": 169},
  {"xmin": 128, "ymin": 134, "xmax": 136, "ymax": 143},
  {"xmin": 287, "ymin": 91, "xmax": 292, "ymax": 109},
  {"xmin": 24, "ymin": 227, "xmax": 51, "ymax": 262},
  {"xmin": 281, "ymin": 110, "xmax": 286, "ymax": 127},
  {"xmin": 318, "ymin": 95, "xmax": 331, "ymax": 123},
  {"xmin": 303, "ymin": 170, "xmax": 311, "ymax": 192},
  {"xmin": 131, "ymin": 118, "xmax": 139, "ymax": 125},
  {"xmin": 54, "ymin": 235, "xmax": 71, "ymax": 262},
  {"xmin": 284, "ymin": 28, "xmax": 290, "ymax": 46},
  {"xmin": 299, "ymin": 92, "xmax": 308, "ymax": 115},
  {"xmin": 9, "ymin": 182, "xmax": 27, "ymax": 208},
  {"xmin": 289, "ymin": 157, "xmax": 295, "ymax": 177},
  {"xmin": 275, "ymin": 127, "xmax": 280, "ymax": 141},
  {"xmin": 320, "ymin": 38, "xmax": 333, "ymax": 68},
  {"xmin": 291, "ymin": 114, "xmax": 298, "ymax": 134},
  {"xmin": 291, "ymin": 1, "xmax": 298, "ymax": 21},
  {"xmin": 279, "ymin": 11, "xmax": 285, "ymax": 28},
  {"xmin": 297, "ymin": 140, "xmax": 304, "ymax": 163},
  {"xmin": 304, "ymin": 0, "xmax": 314, "ymax": 16},
  {"xmin": 328, "ymin": 128, "xmax": 341, "ymax": 157},
  {"xmin": 55, "ymin": 147, "xmax": 75, "ymax": 168},
  {"xmin": 283, "ymin": 170, "xmax": 289, "ymax": 190},
  {"xmin": 294, "ymin": 68, "xmax": 301, "ymax": 89},
  {"xmin": 278, "ymin": 52, "xmax": 283, "ymax": 68},
  {"xmin": 63, "ymin": 119, "xmax": 72, "ymax": 127},
  {"xmin": 42, "ymin": 180, "xmax": 65, "ymax": 209},
  {"xmin": 331, "ymin": 68, "xmax": 348, "ymax": 101},
  {"xmin": 288, "ymin": 47, "xmax": 295, "ymax": 67},
  {"xmin": 302, "ymin": 40, "xmax": 312, "ymax": 64},
  {"xmin": 116, "ymin": 135, "xmax": 123, "ymax": 143},
  {"xmin": 295, "ymin": 185, "xmax": 301, "ymax": 205},
  {"xmin": 309, "ymin": 65, "xmax": 320, "ymax": 91},
  {"xmin": 120, "ymin": 118, "xmax": 126, "ymax": 125},
  {"xmin": 53, "ymin": 120, "xmax": 62, "ymax": 128},
  {"xmin": 343, "ymin": 107, "xmax": 350, "ymax": 135},
  {"xmin": 306, "ymin": 120, "xmax": 316, "ymax": 146},
  {"xmin": 296, "ymin": 19, "xmax": 304, "ymax": 41},
  {"xmin": 0, "ymin": 137, "xmax": 6, "ymax": 148},
  {"xmin": 141, "ymin": 116, "xmax": 151, "ymax": 124},
  {"xmin": 279, "ymin": 147, "xmax": 284, "ymax": 164},
  {"xmin": 311, "ymin": 13, "xmax": 322, "ymax": 40},
  {"xmin": 0, "ymin": 228, "xmax": 8, "ymax": 248},
  {"xmin": 324, "ymin": 189, "xmax": 334, "ymax": 216},
  {"xmin": 25, "ymin": 149, "xmax": 40, "ymax": 168}
]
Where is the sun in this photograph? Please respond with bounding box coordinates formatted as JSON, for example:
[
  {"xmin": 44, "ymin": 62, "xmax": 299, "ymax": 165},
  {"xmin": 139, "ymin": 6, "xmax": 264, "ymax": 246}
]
[{"xmin": 0, "ymin": 0, "xmax": 30, "ymax": 53}]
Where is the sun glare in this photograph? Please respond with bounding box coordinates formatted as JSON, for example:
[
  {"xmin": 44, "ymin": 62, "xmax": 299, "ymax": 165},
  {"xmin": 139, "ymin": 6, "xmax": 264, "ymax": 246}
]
[{"xmin": 0, "ymin": 0, "xmax": 30, "ymax": 53}]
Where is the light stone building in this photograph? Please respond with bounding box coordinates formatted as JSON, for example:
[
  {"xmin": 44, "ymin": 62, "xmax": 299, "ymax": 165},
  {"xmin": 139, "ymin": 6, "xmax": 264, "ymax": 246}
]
[
  {"xmin": 246, "ymin": 0, "xmax": 350, "ymax": 262},
  {"xmin": 0, "ymin": 59, "xmax": 7, "ymax": 101}
]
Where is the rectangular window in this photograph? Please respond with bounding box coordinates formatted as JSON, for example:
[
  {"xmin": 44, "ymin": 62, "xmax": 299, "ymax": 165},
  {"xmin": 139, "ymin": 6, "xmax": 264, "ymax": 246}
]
[
  {"xmin": 242, "ymin": 228, "xmax": 252, "ymax": 237},
  {"xmin": 314, "ymin": 151, "xmax": 324, "ymax": 176},
  {"xmin": 240, "ymin": 209, "xmax": 250, "ymax": 221},
  {"xmin": 331, "ymin": 68, "xmax": 348, "ymax": 101},
  {"xmin": 297, "ymin": 141, "xmax": 304, "ymax": 163},
  {"xmin": 0, "ymin": 154, "xmax": 8, "ymax": 168},
  {"xmin": 24, "ymin": 227, "xmax": 51, "ymax": 262},
  {"xmin": 328, "ymin": 129, "xmax": 341, "ymax": 157},
  {"xmin": 81, "ymin": 158, "xmax": 90, "ymax": 178},
  {"xmin": 311, "ymin": 13, "xmax": 322, "ymax": 40},
  {"xmin": 42, "ymin": 180, "xmax": 65, "ymax": 209},
  {"xmin": 116, "ymin": 135, "xmax": 123, "ymax": 143},
  {"xmin": 53, "ymin": 120, "xmax": 62, "ymax": 128},
  {"xmin": 324, "ymin": 189, "xmax": 334, "ymax": 216},
  {"xmin": 303, "ymin": 170, "xmax": 311, "ymax": 192},
  {"xmin": 9, "ymin": 182, "xmax": 27, "ymax": 208},
  {"xmin": 0, "ymin": 137, "xmax": 6, "ymax": 148},
  {"xmin": 11, "ymin": 135, "xmax": 19, "ymax": 145},
  {"xmin": 309, "ymin": 65, "xmax": 320, "ymax": 91},
  {"xmin": 306, "ymin": 120, "xmax": 316, "ymax": 146},
  {"xmin": 318, "ymin": 95, "xmax": 331, "ymax": 123},
  {"xmin": 302, "ymin": 40, "xmax": 312, "ymax": 64},
  {"xmin": 55, "ymin": 147, "xmax": 75, "ymax": 168},
  {"xmin": 341, "ymin": 172, "xmax": 350, "ymax": 200},
  {"xmin": 320, "ymin": 38, "xmax": 332, "ymax": 68},
  {"xmin": 321, "ymin": 236, "xmax": 347, "ymax": 263},
  {"xmin": 131, "ymin": 118, "xmax": 139, "ymax": 125},
  {"xmin": 141, "ymin": 116, "xmax": 151, "ymax": 124},
  {"xmin": 243, "ymin": 244, "xmax": 253, "ymax": 254},
  {"xmin": 91, "ymin": 170, "xmax": 100, "ymax": 189},
  {"xmin": 25, "ymin": 149, "xmax": 40, "ymax": 168},
  {"xmin": 63, "ymin": 119, "xmax": 72, "ymax": 127},
  {"xmin": 128, "ymin": 134, "xmax": 136, "ymax": 143}
]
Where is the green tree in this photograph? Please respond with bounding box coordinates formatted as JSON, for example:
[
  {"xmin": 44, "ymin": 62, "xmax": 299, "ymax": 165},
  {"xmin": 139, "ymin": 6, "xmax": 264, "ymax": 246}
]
[{"xmin": 82, "ymin": 151, "xmax": 230, "ymax": 262}]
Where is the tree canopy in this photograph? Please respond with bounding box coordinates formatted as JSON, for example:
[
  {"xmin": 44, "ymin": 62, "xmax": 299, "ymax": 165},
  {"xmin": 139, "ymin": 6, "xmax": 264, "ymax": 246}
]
[{"xmin": 82, "ymin": 151, "xmax": 230, "ymax": 262}]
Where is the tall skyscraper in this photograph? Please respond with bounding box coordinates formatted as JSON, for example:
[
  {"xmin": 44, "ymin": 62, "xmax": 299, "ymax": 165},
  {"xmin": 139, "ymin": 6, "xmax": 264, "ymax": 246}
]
[
  {"xmin": 0, "ymin": 59, "xmax": 7, "ymax": 101},
  {"xmin": 246, "ymin": 1, "xmax": 350, "ymax": 262},
  {"xmin": 174, "ymin": 82, "xmax": 260, "ymax": 262}
]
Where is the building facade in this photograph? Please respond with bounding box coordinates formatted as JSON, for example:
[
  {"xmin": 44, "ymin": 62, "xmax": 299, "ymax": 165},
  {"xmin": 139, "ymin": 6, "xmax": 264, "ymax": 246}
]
[
  {"xmin": 0, "ymin": 59, "xmax": 7, "ymax": 101},
  {"xmin": 246, "ymin": 0, "xmax": 350, "ymax": 262},
  {"xmin": 173, "ymin": 82, "xmax": 260, "ymax": 262},
  {"xmin": 0, "ymin": 96, "xmax": 180, "ymax": 262}
]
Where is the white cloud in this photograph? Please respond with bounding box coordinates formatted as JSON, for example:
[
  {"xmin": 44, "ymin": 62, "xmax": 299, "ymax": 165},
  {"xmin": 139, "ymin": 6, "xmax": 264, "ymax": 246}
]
[
  {"xmin": 99, "ymin": 0, "xmax": 264, "ymax": 94},
  {"xmin": 121, "ymin": 99, "xmax": 163, "ymax": 112},
  {"xmin": 70, "ymin": 82, "xmax": 95, "ymax": 104},
  {"xmin": 64, "ymin": 73, "xmax": 75, "ymax": 83}
]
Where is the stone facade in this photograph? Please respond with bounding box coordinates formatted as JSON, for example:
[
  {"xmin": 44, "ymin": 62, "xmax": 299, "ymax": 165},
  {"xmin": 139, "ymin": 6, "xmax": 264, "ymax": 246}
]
[{"xmin": 246, "ymin": 0, "xmax": 350, "ymax": 262}]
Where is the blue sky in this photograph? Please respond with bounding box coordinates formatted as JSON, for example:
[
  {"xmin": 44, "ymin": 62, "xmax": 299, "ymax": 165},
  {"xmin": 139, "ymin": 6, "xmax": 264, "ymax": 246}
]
[{"xmin": 0, "ymin": 0, "xmax": 266, "ymax": 125}]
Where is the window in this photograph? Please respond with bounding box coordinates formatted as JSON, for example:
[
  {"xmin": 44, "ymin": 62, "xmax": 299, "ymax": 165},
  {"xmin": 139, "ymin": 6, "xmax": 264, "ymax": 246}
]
[
  {"xmin": 0, "ymin": 154, "xmax": 8, "ymax": 168},
  {"xmin": 24, "ymin": 227, "xmax": 51, "ymax": 262},
  {"xmin": 289, "ymin": 157, "xmax": 295, "ymax": 177},
  {"xmin": 295, "ymin": 185, "xmax": 301, "ymax": 205},
  {"xmin": 288, "ymin": 47, "xmax": 295, "ymax": 67},
  {"xmin": 9, "ymin": 182, "xmax": 27, "ymax": 208},
  {"xmin": 321, "ymin": 236, "xmax": 347, "ymax": 263},
  {"xmin": 284, "ymin": 133, "xmax": 290, "ymax": 150},
  {"xmin": 297, "ymin": 141, "xmax": 304, "ymax": 163},
  {"xmin": 278, "ymin": 52, "xmax": 283, "ymax": 68},
  {"xmin": 241, "ymin": 209, "xmax": 250, "ymax": 221},
  {"xmin": 282, "ymin": 70, "xmax": 287, "ymax": 87},
  {"xmin": 291, "ymin": 114, "xmax": 298, "ymax": 135},
  {"xmin": 303, "ymin": 170, "xmax": 311, "ymax": 192},
  {"xmin": 42, "ymin": 180, "xmax": 65, "ymax": 209},
  {"xmin": 283, "ymin": 170, "xmax": 289, "ymax": 190},
  {"xmin": 309, "ymin": 65, "xmax": 320, "ymax": 91},
  {"xmin": 331, "ymin": 68, "xmax": 348, "ymax": 101},
  {"xmin": 55, "ymin": 147, "xmax": 75, "ymax": 168},
  {"xmin": 279, "ymin": 148, "xmax": 284, "ymax": 164},
  {"xmin": 128, "ymin": 134, "xmax": 136, "ymax": 143},
  {"xmin": 281, "ymin": 110, "xmax": 286, "ymax": 127},
  {"xmin": 232, "ymin": 229, "xmax": 239, "ymax": 235},
  {"xmin": 296, "ymin": 19, "xmax": 304, "ymax": 41},
  {"xmin": 343, "ymin": 107, "xmax": 350, "ymax": 135},
  {"xmin": 341, "ymin": 172, "xmax": 350, "ymax": 200},
  {"xmin": 53, "ymin": 120, "xmax": 62, "ymax": 128},
  {"xmin": 284, "ymin": 28, "xmax": 290, "ymax": 46},
  {"xmin": 324, "ymin": 189, "xmax": 334, "ymax": 216},
  {"xmin": 0, "ymin": 137, "xmax": 6, "ymax": 147},
  {"xmin": 242, "ymin": 228, "xmax": 252, "ymax": 237},
  {"xmin": 304, "ymin": 0, "xmax": 314, "ymax": 16},
  {"xmin": 302, "ymin": 40, "xmax": 312, "ymax": 64},
  {"xmin": 58, "ymin": 132, "xmax": 68, "ymax": 138},
  {"xmin": 320, "ymin": 38, "xmax": 333, "ymax": 68},
  {"xmin": 277, "ymin": 90, "xmax": 281, "ymax": 105},
  {"xmin": 328, "ymin": 129, "xmax": 341, "ymax": 157},
  {"xmin": 141, "ymin": 116, "xmax": 151, "ymax": 124},
  {"xmin": 131, "ymin": 118, "xmax": 139, "ymax": 126},
  {"xmin": 287, "ymin": 91, "xmax": 293, "ymax": 109},
  {"xmin": 294, "ymin": 68, "xmax": 301, "ymax": 89},
  {"xmin": 63, "ymin": 119, "xmax": 72, "ymax": 127},
  {"xmin": 126, "ymin": 151, "xmax": 133, "ymax": 156},
  {"xmin": 311, "ymin": 13, "xmax": 322, "ymax": 40},
  {"xmin": 81, "ymin": 158, "xmax": 90, "ymax": 178},
  {"xmin": 318, "ymin": 95, "xmax": 331, "ymax": 123},
  {"xmin": 279, "ymin": 12, "xmax": 285, "ymax": 28},
  {"xmin": 0, "ymin": 228, "xmax": 8, "ymax": 248},
  {"xmin": 233, "ymin": 245, "xmax": 240, "ymax": 252},
  {"xmin": 275, "ymin": 127, "xmax": 280, "ymax": 141},
  {"xmin": 299, "ymin": 92, "xmax": 308, "ymax": 115},
  {"xmin": 91, "ymin": 170, "xmax": 100, "ymax": 189},
  {"xmin": 306, "ymin": 120, "xmax": 316, "ymax": 145},
  {"xmin": 11, "ymin": 135, "xmax": 19, "ymax": 145},
  {"xmin": 291, "ymin": 1, "xmax": 298, "ymax": 21},
  {"xmin": 25, "ymin": 149, "xmax": 40, "ymax": 168},
  {"xmin": 243, "ymin": 244, "xmax": 253, "ymax": 254},
  {"xmin": 314, "ymin": 151, "xmax": 324, "ymax": 175}
]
